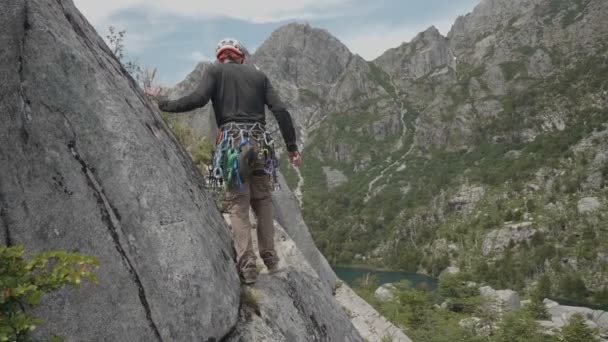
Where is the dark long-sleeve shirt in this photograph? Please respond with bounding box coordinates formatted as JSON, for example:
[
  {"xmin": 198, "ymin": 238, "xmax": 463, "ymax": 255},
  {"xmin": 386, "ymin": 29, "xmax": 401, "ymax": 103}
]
[{"xmin": 159, "ymin": 62, "xmax": 298, "ymax": 152}]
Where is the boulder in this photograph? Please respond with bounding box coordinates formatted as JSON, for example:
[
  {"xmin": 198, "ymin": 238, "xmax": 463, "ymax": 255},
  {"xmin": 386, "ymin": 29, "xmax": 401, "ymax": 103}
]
[
  {"xmin": 432, "ymin": 238, "xmax": 460, "ymax": 254},
  {"xmin": 448, "ymin": 186, "xmax": 485, "ymax": 214},
  {"xmin": 459, "ymin": 317, "xmax": 492, "ymax": 337},
  {"xmin": 0, "ymin": 0, "xmax": 241, "ymax": 340},
  {"xmin": 374, "ymin": 283, "xmax": 397, "ymax": 301},
  {"xmin": 578, "ymin": 197, "xmax": 602, "ymax": 214},
  {"xmin": 439, "ymin": 266, "xmax": 461, "ymax": 278},
  {"xmin": 482, "ymin": 222, "xmax": 537, "ymax": 255},
  {"xmin": 479, "ymin": 286, "xmax": 521, "ymax": 314},
  {"xmin": 543, "ymin": 300, "xmax": 607, "ymax": 332},
  {"xmin": 594, "ymin": 310, "xmax": 608, "ymax": 331},
  {"xmin": 322, "ymin": 167, "xmax": 349, "ymax": 189},
  {"xmin": 496, "ymin": 290, "xmax": 521, "ymax": 312},
  {"xmin": 583, "ymin": 171, "xmax": 604, "ymax": 191}
]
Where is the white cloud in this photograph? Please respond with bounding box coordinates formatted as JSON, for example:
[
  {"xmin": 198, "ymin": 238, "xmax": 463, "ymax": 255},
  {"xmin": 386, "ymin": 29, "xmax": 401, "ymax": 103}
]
[
  {"xmin": 96, "ymin": 11, "xmax": 179, "ymax": 55},
  {"xmin": 73, "ymin": 0, "xmax": 355, "ymax": 25},
  {"xmin": 340, "ymin": 18, "xmax": 456, "ymax": 60},
  {"xmin": 185, "ymin": 51, "xmax": 214, "ymax": 62}
]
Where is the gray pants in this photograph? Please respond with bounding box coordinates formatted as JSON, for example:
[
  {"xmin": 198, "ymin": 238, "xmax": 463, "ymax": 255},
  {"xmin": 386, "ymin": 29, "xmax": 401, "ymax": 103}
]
[{"xmin": 224, "ymin": 139, "xmax": 278, "ymax": 273}]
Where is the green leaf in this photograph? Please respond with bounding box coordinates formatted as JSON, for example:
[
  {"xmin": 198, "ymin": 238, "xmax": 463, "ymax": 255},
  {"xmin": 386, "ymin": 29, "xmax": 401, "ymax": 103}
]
[{"xmin": 26, "ymin": 290, "xmax": 44, "ymax": 306}]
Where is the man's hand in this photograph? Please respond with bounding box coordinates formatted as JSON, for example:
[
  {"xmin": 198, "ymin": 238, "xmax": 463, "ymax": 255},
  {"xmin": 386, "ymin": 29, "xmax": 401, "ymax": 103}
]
[
  {"xmin": 289, "ymin": 151, "xmax": 302, "ymax": 168},
  {"xmin": 144, "ymin": 87, "xmax": 160, "ymax": 98}
]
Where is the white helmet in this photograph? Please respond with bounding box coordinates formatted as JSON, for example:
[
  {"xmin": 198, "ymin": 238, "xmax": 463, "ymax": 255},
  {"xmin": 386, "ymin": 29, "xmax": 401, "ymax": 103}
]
[{"xmin": 216, "ymin": 38, "xmax": 245, "ymax": 60}]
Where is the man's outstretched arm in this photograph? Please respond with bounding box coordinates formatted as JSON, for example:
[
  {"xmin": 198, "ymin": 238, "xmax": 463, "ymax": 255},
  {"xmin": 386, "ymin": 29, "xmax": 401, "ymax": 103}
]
[
  {"xmin": 264, "ymin": 77, "xmax": 298, "ymax": 152},
  {"xmin": 158, "ymin": 67, "xmax": 216, "ymax": 113}
]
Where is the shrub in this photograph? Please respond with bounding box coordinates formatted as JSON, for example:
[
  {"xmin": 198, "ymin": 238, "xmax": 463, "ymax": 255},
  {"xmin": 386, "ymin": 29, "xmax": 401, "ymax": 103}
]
[
  {"xmin": 192, "ymin": 137, "xmax": 214, "ymax": 172},
  {"xmin": 494, "ymin": 310, "xmax": 550, "ymax": 342},
  {"xmin": 354, "ymin": 274, "xmax": 379, "ymax": 294},
  {"xmin": 557, "ymin": 273, "xmax": 588, "ymax": 301},
  {"xmin": 438, "ymin": 274, "xmax": 479, "ymax": 299},
  {"xmin": 161, "ymin": 113, "xmax": 214, "ymax": 174},
  {"xmin": 537, "ymin": 274, "xmax": 552, "ymax": 299},
  {"xmin": 0, "ymin": 246, "xmax": 99, "ymax": 341},
  {"xmin": 526, "ymin": 296, "xmax": 550, "ymax": 320},
  {"xmin": 559, "ymin": 313, "xmax": 598, "ymax": 342}
]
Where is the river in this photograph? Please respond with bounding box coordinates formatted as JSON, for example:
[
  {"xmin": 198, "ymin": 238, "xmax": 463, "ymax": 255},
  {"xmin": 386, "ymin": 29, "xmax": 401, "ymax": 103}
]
[{"xmin": 333, "ymin": 266, "xmax": 438, "ymax": 289}]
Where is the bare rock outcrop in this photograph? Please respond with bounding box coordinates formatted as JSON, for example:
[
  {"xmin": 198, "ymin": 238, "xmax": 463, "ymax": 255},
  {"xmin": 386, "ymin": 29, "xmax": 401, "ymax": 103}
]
[
  {"xmin": 0, "ymin": 1, "xmax": 368, "ymax": 341},
  {"xmin": 0, "ymin": 1, "xmax": 240, "ymax": 340}
]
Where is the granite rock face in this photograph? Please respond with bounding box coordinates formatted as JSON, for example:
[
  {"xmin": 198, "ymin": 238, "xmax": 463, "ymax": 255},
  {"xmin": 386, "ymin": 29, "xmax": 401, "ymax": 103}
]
[
  {"xmin": 221, "ymin": 209, "xmax": 364, "ymax": 341},
  {"xmin": 0, "ymin": 1, "xmax": 366, "ymax": 341},
  {"xmin": 0, "ymin": 1, "xmax": 241, "ymax": 341},
  {"xmin": 272, "ymin": 173, "xmax": 338, "ymax": 293},
  {"xmin": 225, "ymin": 270, "xmax": 362, "ymax": 342}
]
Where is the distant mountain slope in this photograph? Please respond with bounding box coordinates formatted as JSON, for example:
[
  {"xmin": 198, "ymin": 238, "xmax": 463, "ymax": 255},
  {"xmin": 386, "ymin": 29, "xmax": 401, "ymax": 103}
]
[{"xmin": 168, "ymin": 0, "xmax": 608, "ymax": 304}]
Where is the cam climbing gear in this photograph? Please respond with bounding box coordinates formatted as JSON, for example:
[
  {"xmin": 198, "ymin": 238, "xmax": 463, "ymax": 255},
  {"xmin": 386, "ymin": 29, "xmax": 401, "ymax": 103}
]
[{"xmin": 211, "ymin": 122, "xmax": 280, "ymax": 191}]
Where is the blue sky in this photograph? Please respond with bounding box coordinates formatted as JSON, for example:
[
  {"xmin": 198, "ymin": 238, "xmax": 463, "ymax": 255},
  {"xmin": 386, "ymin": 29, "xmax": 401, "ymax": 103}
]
[{"xmin": 73, "ymin": 0, "xmax": 480, "ymax": 85}]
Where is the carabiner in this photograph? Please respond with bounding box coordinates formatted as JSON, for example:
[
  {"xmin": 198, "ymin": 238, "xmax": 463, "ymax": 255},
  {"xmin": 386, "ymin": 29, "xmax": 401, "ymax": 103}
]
[{"xmin": 264, "ymin": 131, "xmax": 274, "ymax": 146}]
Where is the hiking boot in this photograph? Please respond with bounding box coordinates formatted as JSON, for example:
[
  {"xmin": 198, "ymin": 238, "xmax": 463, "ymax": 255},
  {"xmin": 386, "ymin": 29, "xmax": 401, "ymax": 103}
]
[
  {"xmin": 241, "ymin": 267, "xmax": 257, "ymax": 284},
  {"xmin": 239, "ymin": 258, "xmax": 258, "ymax": 285},
  {"xmin": 261, "ymin": 251, "xmax": 280, "ymax": 274},
  {"xmin": 266, "ymin": 261, "xmax": 281, "ymax": 274}
]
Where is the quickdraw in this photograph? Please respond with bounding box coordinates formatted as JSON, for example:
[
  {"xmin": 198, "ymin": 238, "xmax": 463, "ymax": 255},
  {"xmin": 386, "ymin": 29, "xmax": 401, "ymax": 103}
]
[{"xmin": 211, "ymin": 122, "xmax": 280, "ymax": 191}]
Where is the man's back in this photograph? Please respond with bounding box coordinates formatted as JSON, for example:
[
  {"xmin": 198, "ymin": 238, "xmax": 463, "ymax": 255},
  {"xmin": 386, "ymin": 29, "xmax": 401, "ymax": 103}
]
[
  {"xmin": 159, "ymin": 62, "xmax": 287, "ymax": 128},
  {"xmin": 157, "ymin": 42, "xmax": 297, "ymax": 153},
  {"xmin": 208, "ymin": 63, "xmax": 269, "ymax": 126}
]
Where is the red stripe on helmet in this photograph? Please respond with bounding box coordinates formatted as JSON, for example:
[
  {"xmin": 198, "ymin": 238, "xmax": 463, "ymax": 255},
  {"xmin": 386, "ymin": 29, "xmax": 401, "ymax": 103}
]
[{"xmin": 216, "ymin": 46, "xmax": 244, "ymax": 59}]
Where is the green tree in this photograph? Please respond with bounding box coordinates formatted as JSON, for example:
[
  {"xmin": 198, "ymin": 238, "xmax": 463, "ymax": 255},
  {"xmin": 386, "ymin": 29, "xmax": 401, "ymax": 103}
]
[
  {"xmin": 0, "ymin": 246, "xmax": 99, "ymax": 341},
  {"xmin": 526, "ymin": 296, "xmax": 549, "ymax": 320},
  {"xmin": 559, "ymin": 313, "xmax": 598, "ymax": 342},
  {"xmin": 526, "ymin": 276, "xmax": 551, "ymax": 319},
  {"xmin": 192, "ymin": 138, "xmax": 214, "ymax": 171},
  {"xmin": 438, "ymin": 274, "xmax": 479, "ymax": 299},
  {"xmin": 557, "ymin": 273, "xmax": 588, "ymax": 301},
  {"xmin": 396, "ymin": 285, "xmax": 433, "ymax": 327},
  {"xmin": 493, "ymin": 311, "xmax": 551, "ymax": 342},
  {"xmin": 160, "ymin": 112, "xmax": 214, "ymax": 174},
  {"xmin": 593, "ymin": 286, "xmax": 608, "ymax": 307}
]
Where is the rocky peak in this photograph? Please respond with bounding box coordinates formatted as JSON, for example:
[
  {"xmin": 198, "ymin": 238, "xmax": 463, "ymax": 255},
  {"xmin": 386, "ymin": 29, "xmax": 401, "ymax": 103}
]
[
  {"xmin": 250, "ymin": 22, "xmax": 368, "ymax": 141},
  {"xmin": 375, "ymin": 25, "xmax": 452, "ymax": 82},
  {"xmin": 253, "ymin": 22, "xmax": 353, "ymax": 92},
  {"xmin": 449, "ymin": 0, "xmax": 540, "ymax": 38},
  {"xmin": 418, "ymin": 25, "xmax": 444, "ymax": 41}
]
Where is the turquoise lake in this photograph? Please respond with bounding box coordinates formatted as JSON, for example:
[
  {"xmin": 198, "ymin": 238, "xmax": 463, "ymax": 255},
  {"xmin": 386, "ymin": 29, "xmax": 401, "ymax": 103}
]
[{"xmin": 333, "ymin": 266, "xmax": 438, "ymax": 289}]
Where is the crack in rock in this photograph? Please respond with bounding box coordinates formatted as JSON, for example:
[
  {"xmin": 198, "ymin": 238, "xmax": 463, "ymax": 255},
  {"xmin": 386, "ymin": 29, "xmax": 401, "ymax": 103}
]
[
  {"xmin": 67, "ymin": 140, "xmax": 163, "ymax": 342},
  {"xmin": 0, "ymin": 202, "xmax": 13, "ymax": 247},
  {"xmin": 285, "ymin": 274, "xmax": 329, "ymax": 341},
  {"xmin": 18, "ymin": 0, "xmax": 32, "ymax": 145}
]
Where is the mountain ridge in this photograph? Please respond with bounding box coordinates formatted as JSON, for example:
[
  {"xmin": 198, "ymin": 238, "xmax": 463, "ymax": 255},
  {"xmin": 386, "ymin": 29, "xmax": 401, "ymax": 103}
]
[{"xmin": 166, "ymin": 0, "xmax": 608, "ymax": 307}]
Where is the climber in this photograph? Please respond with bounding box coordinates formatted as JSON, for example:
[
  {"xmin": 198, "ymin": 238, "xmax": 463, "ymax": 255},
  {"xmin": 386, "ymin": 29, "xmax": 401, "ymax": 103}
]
[{"xmin": 147, "ymin": 38, "xmax": 301, "ymax": 285}]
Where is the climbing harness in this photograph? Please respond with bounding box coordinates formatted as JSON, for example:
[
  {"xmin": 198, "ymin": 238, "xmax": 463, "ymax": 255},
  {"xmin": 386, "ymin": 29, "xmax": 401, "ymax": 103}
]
[{"xmin": 211, "ymin": 122, "xmax": 280, "ymax": 191}]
